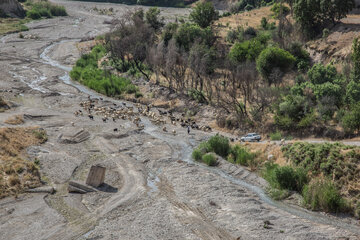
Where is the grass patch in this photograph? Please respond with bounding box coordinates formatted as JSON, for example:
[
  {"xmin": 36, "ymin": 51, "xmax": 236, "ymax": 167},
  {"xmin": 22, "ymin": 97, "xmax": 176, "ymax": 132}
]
[
  {"xmin": 303, "ymin": 179, "xmax": 348, "ymax": 213},
  {"xmin": 0, "ymin": 18, "xmax": 29, "ymax": 35},
  {"xmin": 269, "ymin": 131, "xmax": 282, "ymax": 140},
  {"xmin": 263, "ymin": 163, "xmax": 308, "ymax": 191},
  {"xmin": 25, "ymin": 0, "xmax": 67, "ymax": 20},
  {"xmin": 70, "ymin": 45, "xmax": 141, "ymax": 98}
]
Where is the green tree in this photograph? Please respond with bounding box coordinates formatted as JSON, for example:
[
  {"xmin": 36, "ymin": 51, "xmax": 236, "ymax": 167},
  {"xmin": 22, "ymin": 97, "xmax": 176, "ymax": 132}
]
[
  {"xmin": 307, "ymin": 63, "xmax": 337, "ymax": 85},
  {"xmin": 145, "ymin": 7, "xmax": 164, "ymax": 31},
  {"xmin": 294, "ymin": 0, "xmax": 355, "ymax": 37},
  {"xmin": 189, "ymin": 2, "xmax": 219, "ymax": 28},
  {"xmin": 228, "ymin": 38, "xmax": 266, "ymax": 63},
  {"xmin": 342, "ymin": 104, "xmax": 360, "ymax": 133},
  {"xmin": 271, "ymin": 2, "xmax": 290, "ymax": 19},
  {"xmin": 256, "ymin": 47, "xmax": 296, "ymax": 85},
  {"xmin": 175, "ymin": 23, "xmax": 214, "ymax": 51},
  {"xmin": 352, "ymin": 37, "xmax": 360, "ymax": 81}
]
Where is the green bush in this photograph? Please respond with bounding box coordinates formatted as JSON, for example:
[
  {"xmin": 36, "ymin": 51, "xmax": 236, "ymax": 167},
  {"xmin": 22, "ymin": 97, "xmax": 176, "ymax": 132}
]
[
  {"xmin": 189, "ymin": 2, "xmax": 219, "ymax": 28},
  {"xmin": 192, "ymin": 149, "xmax": 203, "ymax": 162},
  {"xmin": 229, "ymin": 145, "xmax": 256, "ymax": 166},
  {"xmin": 188, "ymin": 88, "xmax": 207, "ymax": 104},
  {"xmin": 263, "ymin": 163, "xmax": 308, "ymax": 192},
  {"xmin": 202, "ymin": 153, "xmax": 217, "ymax": 166},
  {"xmin": 229, "ymin": 38, "xmax": 265, "ymax": 63},
  {"xmin": 26, "ymin": 9, "xmax": 41, "ymax": 19},
  {"xmin": 175, "ymin": 23, "xmax": 215, "ymax": 51},
  {"xmin": 207, "ymin": 134, "xmax": 230, "ymax": 158},
  {"xmin": 256, "ymin": 47, "xmax": 296, "ymax": 85},
  {"xmin": 341, "ymin": 104, "xmax": 360, "ymax": 134},
  {"xmin": 270, "ymin": 131, "xmax": 282, "ymax": 141},
  {"xmin": 26, "ymin": 1, "xmax": 67, "ymax": 20},
  {"xmin": 70, "ymin": 45, "xmax": 137, "ymax": 97},
  {"xmin": 274, "ymin": 166, "xmax": 308, "ymax": 192},
  {"xmin": 302, "ymin": 180, "xmax": 346, "ymax": 213},
  {"xmin": 270, "ymin": 3, "xmax": 290, "ymax": 19},
  {"xmin": 307, "ymin": 63, "xmax": 337, "ymax": 85}
]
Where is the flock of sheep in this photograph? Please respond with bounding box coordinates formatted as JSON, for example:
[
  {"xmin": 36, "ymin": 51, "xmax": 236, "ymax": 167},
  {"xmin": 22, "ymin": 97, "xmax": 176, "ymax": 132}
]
[{"xmin": 73, "ymin": 97, "xmax": 213, "ymax": 135}]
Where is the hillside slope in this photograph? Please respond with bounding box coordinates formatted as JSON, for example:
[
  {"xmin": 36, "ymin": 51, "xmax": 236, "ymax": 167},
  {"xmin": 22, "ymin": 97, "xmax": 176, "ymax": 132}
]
[{"xmin": 0, "ymin": 0, "xmax": 25, "ymax": 18}]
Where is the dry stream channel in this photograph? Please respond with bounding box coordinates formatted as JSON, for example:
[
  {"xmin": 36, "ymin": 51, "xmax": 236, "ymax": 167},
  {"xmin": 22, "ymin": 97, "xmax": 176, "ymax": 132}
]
[{"xmin": 0, "ymin": 1, "xmax": 360, "ymax": 239}]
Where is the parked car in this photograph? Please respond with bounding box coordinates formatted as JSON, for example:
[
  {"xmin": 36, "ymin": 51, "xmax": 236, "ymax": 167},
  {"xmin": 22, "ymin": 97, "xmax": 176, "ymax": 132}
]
[{"xmin": 240, "ymin": 133, "xmax": 261, "ymax": 142}]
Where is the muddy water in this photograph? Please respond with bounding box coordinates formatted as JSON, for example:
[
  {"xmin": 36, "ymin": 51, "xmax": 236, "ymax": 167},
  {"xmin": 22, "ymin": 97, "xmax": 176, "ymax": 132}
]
[{"xmin": 39, "ymin": 40, "xmax": 360, "ymax": 235}]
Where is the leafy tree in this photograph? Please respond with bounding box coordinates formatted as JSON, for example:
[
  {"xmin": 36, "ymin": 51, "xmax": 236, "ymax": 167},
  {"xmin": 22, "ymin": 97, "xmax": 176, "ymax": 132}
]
[
  {"xmin": 145, "ymin": 7, "xmax": 164, "ymax": 31},
  {"xmin": 307, "ymin": 63, "xmax": 337, "ymax": 85},
  {"xmin": 294, "ymin": 0, "xmax": 355, "ymax": 37},
  {"xmin": 175, "ymin": 23, "xmax": 214, "ymax": 51},
  {"xmin": 228, "ymin": 37, "xmax": 267, "ymax": 63},
  {"xmin": 345, "ymin": 80, "xmax": 360, "ymax": 104},
  {"xmin": 352, "ymin": 37, "xmax": 360, "ymax": 81},
  {"xmin": 342, "ymin": 104, "xmax": 360, "ymax": 133},
  {"xmin": 189, "ymin": 2, "xmax": 219, "ymax": 28},
  {"xmin": 271, "ymin": 2, "xmax": 290, "ymax": 19},
  {"xmin": 256, "ymin": 47, "xmax": 296, "ymax": 85},
  {"xmin": 161, "ymin": 22, "xmax": 178, "ymax": 45}
]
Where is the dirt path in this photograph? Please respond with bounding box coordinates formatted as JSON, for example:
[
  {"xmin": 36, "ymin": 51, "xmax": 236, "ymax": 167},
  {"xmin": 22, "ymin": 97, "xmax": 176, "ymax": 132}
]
[{"xmin": 0, "ymin": 1, "xmax": 360, "ymax": 239}]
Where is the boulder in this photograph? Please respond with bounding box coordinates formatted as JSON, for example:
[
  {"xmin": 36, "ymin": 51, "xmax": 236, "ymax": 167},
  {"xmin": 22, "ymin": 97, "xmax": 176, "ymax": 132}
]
[
  {"xmin": 86, "ymin": 165, "xmax": 106, "ymax": 188},
  {"xmin": 0, "ymin": 0, "xmax": 26, "ymax": 18},
  {"xmin": 68, "ymin": 180, "xmax": 96, "ymax": 193}
]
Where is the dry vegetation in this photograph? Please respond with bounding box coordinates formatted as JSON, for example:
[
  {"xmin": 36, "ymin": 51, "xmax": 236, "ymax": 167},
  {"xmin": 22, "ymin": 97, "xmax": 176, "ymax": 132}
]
[
  {"xmin": 4, "ymin": 115, "xmax": 25, "ymax": 125},
  {"xmin": 0, "ymin": 127, "xmax": 47, "ymax": 198},
  {"xmin": 0, "ymin": 96, "xmax": 9, "ymax": 112},
  {"xmin": 214, "ymin": 6, "xmax": 276, "ymax": 38}
]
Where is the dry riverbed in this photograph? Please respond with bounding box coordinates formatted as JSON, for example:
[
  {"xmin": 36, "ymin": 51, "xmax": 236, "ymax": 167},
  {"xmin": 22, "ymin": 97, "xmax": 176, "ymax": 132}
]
[{"xmin": 0, "ymin": 1, "xmax": 360, "ymax": 239}]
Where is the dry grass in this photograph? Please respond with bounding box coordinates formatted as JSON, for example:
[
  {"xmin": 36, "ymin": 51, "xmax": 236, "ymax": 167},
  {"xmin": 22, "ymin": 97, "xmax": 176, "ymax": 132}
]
[
  {"xmin": 214, "ymin": 6, "xmax": 277, "ymax": 39},
  {"xmin": 4, "ymin": 115, "xmax": 24, "ymax": 125},
  {"xmin": 242, "ymin": 142, "xmax": 287, "ymax": 166},
  {"xmin": 0, "ymin": 127, "xmax": 47, "ymax": 198},
  {"xmin": 0, "ymin": 18, "xmax": 29, "ymax": 35}
]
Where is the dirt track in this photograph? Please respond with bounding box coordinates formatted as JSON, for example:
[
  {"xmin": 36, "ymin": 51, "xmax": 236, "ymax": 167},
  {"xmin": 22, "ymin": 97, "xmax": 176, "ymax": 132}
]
[{"xmin": 0, "ymin": 1, "xmax": 360, "ymax": 239}]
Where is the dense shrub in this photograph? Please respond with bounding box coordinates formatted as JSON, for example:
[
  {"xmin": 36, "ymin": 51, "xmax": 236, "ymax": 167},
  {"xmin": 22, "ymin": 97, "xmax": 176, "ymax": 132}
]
[
  {"xmin": 307, "ymin": 63, "xmax": 337, "ymax": 85},
  {"xmin": 263, "ymin": 163, "xmax": 308, "ymax": 192},
  {"xmin": 228, "ymin": 145, "xmax": 256, "ymax": 166},
  {"xmin": 26, "ymin": 1, "xmax": 67, "ymax": 20},
  {"xmin": 175, "ymin": 23, "xmax": 214, "ymax": 51},
  {"xmin": 256, "ymin": 47, "xmax": 296, "ymax": 85},
  {"xmin": 275, "ymin": 94, "xmax": 313, "ymax": 130},
  {"xmin": 274, "ymin": 166, "xmax": 308, "ymax": 192},
  {"xmin": 228, "ymin": 33, "xmax": 270, "ymax": 63},
  {"xmin": 270, "ymin": 3, "xmax": 290, "ymax": 19},
  {"xmin": 207, "ymin": 134, "xmax": 230, "ymax": 158},
  {"xmin": 189, "ymin": 2, "xmax": 218, "ymax": 28},
  {"xmin": 70, "ymin": 45, "xmax": 138, "ymax": 97},
  {"xmin": 269, "ymin": 131, "xmax": 282, "ymax": 140},
  {"xmin": 202, "ymin": 153, "xmax": 217, "ymax": 166},
  {"xmin": 192, "ymin": 149, "xmax": 203, "ymax": 162},
  {"xmin": 303, "ymin": 180, "xmax": 346, "ymax": 213},
  {"xmin": 342, "ymin": 104, "xmax": 360, "ymax": 134},
  {"xmin": 145, "ymin": 7, "xmax": 164, "ymax": 30}
]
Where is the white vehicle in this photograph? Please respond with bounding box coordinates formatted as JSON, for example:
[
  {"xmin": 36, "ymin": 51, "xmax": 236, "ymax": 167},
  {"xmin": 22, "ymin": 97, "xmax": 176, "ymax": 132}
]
[{"xmin": 240, "ymin": 133, "xmax": 261, "ymax": 142}]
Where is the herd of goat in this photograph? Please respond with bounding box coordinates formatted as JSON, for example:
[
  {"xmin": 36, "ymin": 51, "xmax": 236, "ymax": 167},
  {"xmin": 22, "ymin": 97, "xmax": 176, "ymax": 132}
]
[{"xmin": 73, "ymin": 98, "xmax": 212, "ymax": 134}]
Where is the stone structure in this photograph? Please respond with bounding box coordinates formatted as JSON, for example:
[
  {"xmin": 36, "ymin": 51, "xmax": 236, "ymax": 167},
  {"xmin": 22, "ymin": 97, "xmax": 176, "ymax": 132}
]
[
  {"xmin": 86, "ymin": 165, "xmax": 106, "ymax": 187},
  {"xmin": 0, "ymin": 0, "xmax": 25, "ymax": 18}
]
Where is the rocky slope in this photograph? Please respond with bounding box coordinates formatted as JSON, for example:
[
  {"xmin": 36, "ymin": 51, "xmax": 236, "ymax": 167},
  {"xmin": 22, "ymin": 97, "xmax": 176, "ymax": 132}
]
[{"xmin": 0, "ymin": 0, "xmax": 25, "ymax": 18}]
